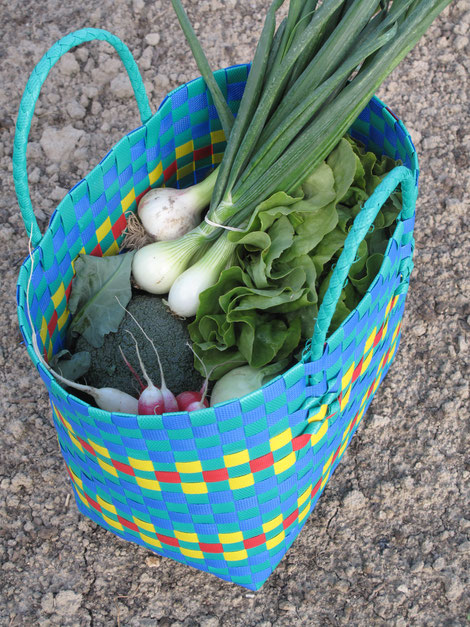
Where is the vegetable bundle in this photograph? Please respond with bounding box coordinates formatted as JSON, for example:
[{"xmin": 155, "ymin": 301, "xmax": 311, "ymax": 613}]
[{"xmin": 132, "ymin": 0, "xmax": 449, "ymax": 321}]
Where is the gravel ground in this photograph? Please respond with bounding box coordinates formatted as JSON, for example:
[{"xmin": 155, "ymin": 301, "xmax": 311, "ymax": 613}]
[{"xmin": 1, "ymin": 1, "xmax": 469, "ymax": 625}]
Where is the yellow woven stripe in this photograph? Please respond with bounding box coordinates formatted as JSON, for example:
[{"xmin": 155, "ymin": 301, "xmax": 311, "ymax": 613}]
[
  {"xmin": 97, "ymin": 495, "xmax": 117, "ymax": 515},
  {"xmin": 177, "ymin": 162, "xmax": 194, "ymax": 180},
  {"xmin": 122, "ymin": 188, "xmax": 136, "ymax": 211},
  {"xmin": 299, "ymin": 501, "xmax": 311, "ymax": 523},
  {"xmin": 175, "ymin": 460, "xmax": 203, "ymax": 474},
  {"xmin": 212, "ymin": 152, "xmax": 223, "ymax": 165},
  {"xmin": 384, "ymin": 295, "xmax": 394, "ymax": 319},
  {"xmin": 323, "ymin": 451, "xmax": 335, "ymax": 475},
  {"xmin": 102, "ymin": 512, "xmax": 123, "ymax": 531},
  {"xmin": 70, "ymin": 468, "xmax": 83, "ymax": 491},
  {"xmin": 57, "ymin": 307, "xmax": 70, "ymax": 332},
  {"xmin": 357, "ymin": 405, "xmax": 366, "ymax": 424},
  {"xmin": 175, "ymin": 140, "xmax": 194, "ymax": 159},
  {"xmin": 340, "ymin": 385, "xmax": 352, "ymax": 411},
  {"xmin": 140, "ymin": 532, "xmax": 162, "ymax": 548},
  {"xmin": 133, "ymin": 517, "xmax": 155, "ymax": 533},
  {"xmin": 308, "ymin": 404, "xmax": 327, "ymax": 423},
  {"xmin": 77, "ymin": 490, "xmax": 89, "ymax": 508},
  {"xmin": 135, "ymin": 476, "xmax": 161, "ymax": 491},
  {"xmin": 181, "ymin": 482, "xmax": 208, "ymax": 494},
  {"xmin": 270, "ymin": 428, "xmax": 292, "ymax": 452},
  {"xmin": 273, "ymin": 451, "xmax": 296, "ymax": 476},
  {"xmin": 361, "ymin": 349, "xmax": 373, "ymax": 375},
  {"xmin": 388, "ymin": 341, "xmax": 397, "ymax": 363},
  {"xmin": 228, "ymin": 474, "xmax": 254, "ymax": 490},
  {"xmin": 96, "ymin": 217, "xmax": 112, "ymax": 243},
  {"xmin": 103, "ymin": 240, "xmax": 120, "ymax": 257},
  {"xmin": 51, "ymin": 283, "xmax": 65, "ymax": 309},
  {"xmin": 224, "ymin": 449, "xmax": 250, "ymax": 468},
  {"xmin": 88, "ymin": 440, "xmax": 110, "ymax": 458},
  {"xmin": 211, "ymin": 129, "xmax": 226, "ymax": 144},
  {"xmin": 266, "ymin": 530, "xmax": 285, "ymax": 550},
  {"xmin": 148, "ymin": 162, "xmax": 163, "ymax": 185},
  {"xmin": 219, "ymin": 531, "xmax": 243, "ymax": 544},
  {"xmin": 342, "ymin": 362, "xmax": 355, "ymax": 390},
  {"xmin": 128, "ymin": 457, "xmax": 154, "ymax": 472},
  {"xmin": 338, "ymin": 438, "xmax": 348, "ymax": 459},
  {"xmin": 69, "ymin": 433, "xmax": 83, "ymax": 453},
  {"xmin": 174, "ymin": 530, "xmax": 199, "ymax": 543},
  {"xmin": 40, "ymin": 317, "xmax": 48, "ymax": 346},
  {"xmin": 364, "ymin": 327, "xmax": 376, "ymax": 354},
  {"xmin": 298, "ymin": 484, "xmax": 312, "ymax": 508},
  {"xmin": 225, "ymin": 549, "xmax": 248, "ymax": 562},
  {"xmin": 311, "ymin": 420, "xmax": 328, "ymax": 446},
  {"xmin": 97, "ymin": 458, "xmax": 118, "ymax": 478},
  {"xmin": 262, "ymin": 514, "xmax": 283, "ymax": 534},
  {"xmin": 180, "ymin": 547, "xmax": 204, "ymax": 560},
  {"xmin": 321, "ymin": 468, "xmax": 331, "ymax": 488},
  {"xmin": 58, "ymin": 410, "xmax": 73, "ymax": 434}
]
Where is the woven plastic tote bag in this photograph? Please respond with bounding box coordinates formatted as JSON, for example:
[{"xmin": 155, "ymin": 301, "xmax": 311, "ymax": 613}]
[{"xmin": 15, "ymin": 29, "xmax": 418, "ymax": 590}]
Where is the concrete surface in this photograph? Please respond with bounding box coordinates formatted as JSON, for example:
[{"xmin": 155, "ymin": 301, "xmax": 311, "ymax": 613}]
[{"xmin": 0, "ymin": 1, "xmax": 469, "ymax": 625}]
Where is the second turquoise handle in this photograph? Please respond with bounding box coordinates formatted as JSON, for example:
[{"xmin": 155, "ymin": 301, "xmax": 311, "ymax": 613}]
[
  {"xmin": 308, "ymin": 165, "xmax": 417, "ymax": 362},
  {"xmin": 13, "ymin": 28, "xmax": 153, "ymax": 248}
]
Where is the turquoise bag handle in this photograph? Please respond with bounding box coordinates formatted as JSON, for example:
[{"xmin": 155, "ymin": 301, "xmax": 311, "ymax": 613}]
[
  {"xmin": 308, "ymin": 165, "xmax": 417, "ymax": 362},
  {"xmin": 13, "ymin": 28, "xmax": 153, "ymax": 248}
]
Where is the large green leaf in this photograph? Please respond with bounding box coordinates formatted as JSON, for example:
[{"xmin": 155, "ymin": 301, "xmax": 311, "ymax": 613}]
[{"xmin": 68, "ymin": 251, "xmax": 135, "ymax": 348}]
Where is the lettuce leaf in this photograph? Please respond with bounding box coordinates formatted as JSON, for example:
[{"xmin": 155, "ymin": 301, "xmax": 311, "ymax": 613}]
[{"xmin": 189, "ymin": 136, "xmax": 402, "ymax": 378}]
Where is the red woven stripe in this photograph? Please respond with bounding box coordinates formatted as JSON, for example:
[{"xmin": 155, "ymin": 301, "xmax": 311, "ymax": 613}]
[
  {"xmin": 194, "ymin": 145, "xmax": 212, "ymax": 161},
  {"xmin": 199, "ymin": 542, "xmax": 224, "ymax": 553},
  {"xmin": 292, "ymin": 433, "xmax": 310, "ymax": 451},
  {"xmin": 113, "ymin": 459, "xmax": 135, "ymax": 476},
  {"xmin": 385, "ymin": 106, "xmax": 400, "ymax": 121},
  {"xmin": 65, "ymin": 280, "xmax": 73, "ymax": 301},
  {"xmin": 352, "ymin": 358, "xmax": 363, "ymax": 382},
  {"xmin": 373, "ymin": 324, "xmax": 384, "ymax": 347},
  {"xmin": 118, "ymin": 516, "xmax": 138, "ymax": 531},
  {"xmin": 155, "ymin": 471, "xmax": 180, "ymax": 483},
  {"xmin": 243, "ymin": 533, "xmax": 266, "ymax": 549},
  {"xmin": 111, "ymin": 212, "xmax": 127, "ymax": 239},
  {"xmin": 249, "ymin": 452, "xmax": 274, "ymax": 473},
  {"xmin": 163, "ymin": 161, "xmax": 177, "ymax": 181},
  {"xmin": 47, "ymin": 309, "xmax": 58, "ymax": 336},
  {"xmin": 331, "ymin": 444, "xmax": 341, "ymax": 465},
  {"xmin": 202, "ymin": 468, "xmax": 229, "ymax": 482},
  {"xmin": 349, "ymin": 413, "xmax": 358, "ymax": 433},
  {"xmin": 311, "ymin": 477, "xmax": 322, "ymax": 498},
  {"xmin": 283, "ymin": 508, "xmax": 298, "ymax": 530},
  {"xmin": 157, "ymin": 533, "xmax": 179, "ymax": 547},
  {"xmin": 85, "ymin": 493, "xmax": 101, "ymax": 512},
  {"xmin": 77, "ymin": 436, "xmax": 95, "ymax": 457},
  {"xmin": 90, "ymin": 243, "xmax": 103, "ymax": 257}
]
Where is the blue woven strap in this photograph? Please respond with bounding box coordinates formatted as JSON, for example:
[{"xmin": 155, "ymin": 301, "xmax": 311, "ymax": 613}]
[
  {"xmin": 12, "ymin": 28, "xmax": 152, "ymax": 247},
  {"xmin": 309, "ymin": 165, "xmax": 417, "ymax": 361}
]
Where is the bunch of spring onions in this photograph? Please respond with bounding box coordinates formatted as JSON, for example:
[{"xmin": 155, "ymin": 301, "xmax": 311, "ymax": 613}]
[{"xmin": 132, "ymin": 0, "xmax": 450, "ymax": 317}]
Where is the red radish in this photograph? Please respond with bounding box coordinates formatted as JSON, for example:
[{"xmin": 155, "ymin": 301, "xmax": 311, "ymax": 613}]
[
  {"xmin": 127, "ymin": 331, "xmax": 165, "ymax": 415},
  {"xmin": 175, "ymin": 344, "xmax": 232, "ymax": 412},
  {"xmin": 117, "ymin": 298, "xmax": 178, "ymax": 413},
  {"xmin": 176, "ymin": 387, "xmax": 209, "ymax": 411}
]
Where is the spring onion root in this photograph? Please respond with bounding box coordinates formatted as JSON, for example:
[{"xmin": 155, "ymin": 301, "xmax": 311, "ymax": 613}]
[{"xmin": 137, "ymin": 168, "xmax": 218, "ymax": 241}]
